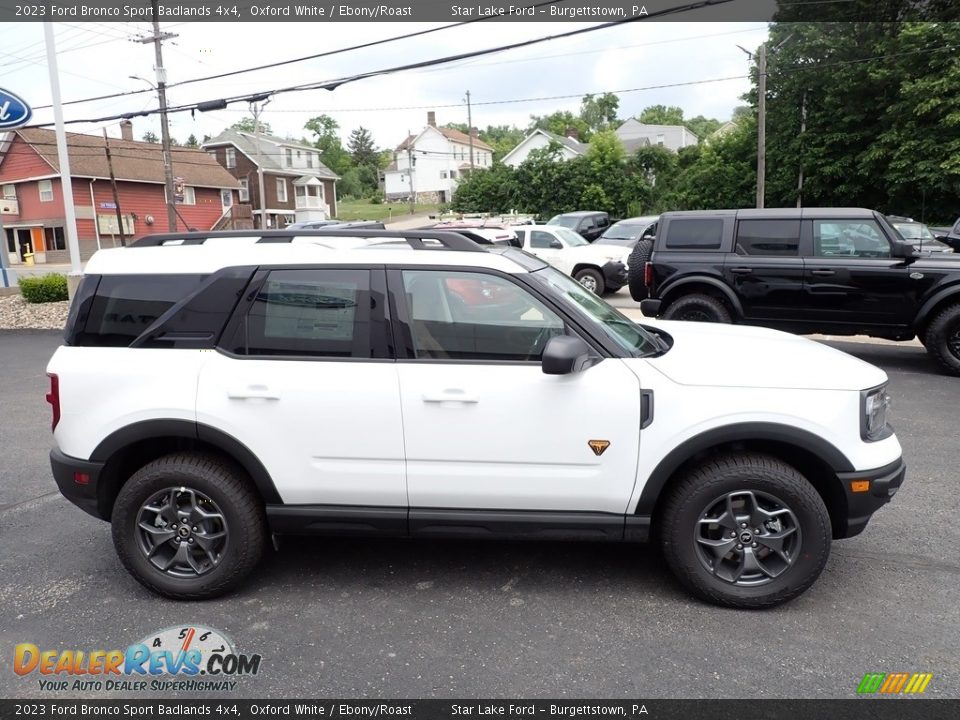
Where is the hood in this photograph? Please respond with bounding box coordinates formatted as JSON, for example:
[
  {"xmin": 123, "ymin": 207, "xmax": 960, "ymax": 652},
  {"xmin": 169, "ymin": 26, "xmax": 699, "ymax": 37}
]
[
  {"xmin": 566, "ymin": 244, "xmax": 630, "ymax": 266},
  {"xmin": 639, "ymin": 320, "xmax": 887, "ymax": 391}
]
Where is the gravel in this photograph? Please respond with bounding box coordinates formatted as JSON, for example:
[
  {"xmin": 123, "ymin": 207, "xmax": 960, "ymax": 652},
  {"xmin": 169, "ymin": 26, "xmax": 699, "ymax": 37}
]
[{"xmin": 0, "ymin": 295, "xmax": 69, "ymax": 331}]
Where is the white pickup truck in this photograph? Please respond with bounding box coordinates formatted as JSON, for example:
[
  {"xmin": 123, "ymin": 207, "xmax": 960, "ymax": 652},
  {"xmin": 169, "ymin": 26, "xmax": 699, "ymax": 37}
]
[{"xmin": 512, "ymin": 224, "xmax": 630, "ymax": 294}]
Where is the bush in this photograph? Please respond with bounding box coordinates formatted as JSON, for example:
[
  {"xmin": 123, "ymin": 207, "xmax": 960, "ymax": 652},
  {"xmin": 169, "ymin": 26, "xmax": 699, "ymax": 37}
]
[
  {"xmin": 20, "ymin": 273, "xmax": 68, "ymax": 304},
  {"xmin": 368, "ymin": 194, "xmax": 383, "ymax": 205}
]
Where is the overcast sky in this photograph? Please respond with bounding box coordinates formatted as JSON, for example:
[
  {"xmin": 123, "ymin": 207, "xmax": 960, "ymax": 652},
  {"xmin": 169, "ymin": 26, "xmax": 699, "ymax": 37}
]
[{"xmin": 1, "ymin": 20, "xmax": 769, "ymax": 150}]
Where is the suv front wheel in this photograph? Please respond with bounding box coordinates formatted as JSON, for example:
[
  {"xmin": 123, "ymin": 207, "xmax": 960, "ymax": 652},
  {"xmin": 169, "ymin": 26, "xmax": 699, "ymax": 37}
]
[
  {"xmin": 111, "ymin": 452, "xmax": 266, "ymax": 600},
  {"xmin": 659, "ymin": 453, "xmax": 831, "ymax": 609},
  {"xmin": 662, "ymin": 294, "xmax": 731, "ymax": 323},
  {"xmin": 923, "ymin": 303, "xmax": 960, "ymax": 376}
]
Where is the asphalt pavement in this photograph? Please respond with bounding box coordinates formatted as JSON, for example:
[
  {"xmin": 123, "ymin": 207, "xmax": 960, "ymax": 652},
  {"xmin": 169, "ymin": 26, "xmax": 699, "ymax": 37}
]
[{"xmin": 1, "ymin": 329, "xmax": 958, "ymax": 700}]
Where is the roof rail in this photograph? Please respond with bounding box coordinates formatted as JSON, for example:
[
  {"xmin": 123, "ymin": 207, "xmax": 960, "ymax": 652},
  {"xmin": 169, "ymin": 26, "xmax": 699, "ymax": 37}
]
[{"xmin": 129, "ymin": 229, "xmax": 486, "ymax": 252}]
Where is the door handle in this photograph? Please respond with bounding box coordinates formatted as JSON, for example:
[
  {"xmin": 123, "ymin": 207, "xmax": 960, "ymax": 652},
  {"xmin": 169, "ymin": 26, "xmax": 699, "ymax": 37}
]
[
  {"xmin": 729, "ymin": 267, "xmax": 752, "ymax": 275},
  {"xmin": 227, "ymin": 384, "xmax": 281, "ymax": 400},
  {"xmin": 423, "ymin": 389, "xmax": 479, "ymax": 404},
  {"xmin": 810, "ymin": 269, "xmax": 836, "ymax": 276}
]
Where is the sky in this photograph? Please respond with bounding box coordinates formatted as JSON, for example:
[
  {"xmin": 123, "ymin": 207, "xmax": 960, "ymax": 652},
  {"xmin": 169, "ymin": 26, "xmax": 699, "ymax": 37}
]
[{"xmin": 0, "ymin": 19, "xmax": 770, "ymax": 150}]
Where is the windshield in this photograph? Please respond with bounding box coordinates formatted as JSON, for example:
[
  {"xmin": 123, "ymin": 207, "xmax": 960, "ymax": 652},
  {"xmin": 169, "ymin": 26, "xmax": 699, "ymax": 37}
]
[
  {"xmin": 547, "ymin": 215, "xmax": 580, "ymax": 229},
  {"xmin": 892, "ymin": 222, "xmax": 933, "ymax": 241},
  {"xmin": 602, "ymin": 222, "xmax": 643, "ymax": 240},
  {"xmin": 531, "ymin": 266, "xmax": 661, "ymax": 357},
  {"xmin": 554, "ymin": 227, "xmax": 589, "ymax": 246}
]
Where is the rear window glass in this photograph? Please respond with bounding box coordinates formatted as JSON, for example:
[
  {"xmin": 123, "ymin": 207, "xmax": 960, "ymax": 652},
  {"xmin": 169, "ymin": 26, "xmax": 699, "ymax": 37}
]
[
  {"xmin": 76, "ymin": 274, "xmax": 206, "ymax": 347},
  {"xmin": 664, "ymin": 219, "xmax": 723, "ymax": 249},
  {"xmin": 736, "ymin": 219, "xmax": 801, "ymax": 256}
]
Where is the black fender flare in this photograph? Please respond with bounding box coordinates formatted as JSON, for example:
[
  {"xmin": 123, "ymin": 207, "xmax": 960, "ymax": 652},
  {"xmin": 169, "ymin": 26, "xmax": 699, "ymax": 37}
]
[
  {"xmin": 915, "ymin": 284, "xmax": 960, "ymax": 328},
  {"xmin": 90, "ymin": 419, "xmax": 282, "ymax": 504},
  {"xmin": 658, "ymin": 275, "xmax": 744, "ymax": 318},
  {"xmin": 633, "ymin": 422, "xmax": 854, "ymax": 516}
]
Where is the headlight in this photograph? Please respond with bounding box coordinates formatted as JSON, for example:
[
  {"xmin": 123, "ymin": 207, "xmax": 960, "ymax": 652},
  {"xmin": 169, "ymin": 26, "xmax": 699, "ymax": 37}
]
[{"xmin": 861, "ymin": 384, "xmax": 891, "ymax": 441}]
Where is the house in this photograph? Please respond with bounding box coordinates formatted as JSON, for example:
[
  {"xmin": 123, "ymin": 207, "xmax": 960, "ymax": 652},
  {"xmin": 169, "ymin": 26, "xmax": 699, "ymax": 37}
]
[
  {"xmin": 706, "ymin": 121, "xmax": 739, "ymax": 143},
  {"xmin": 615, "ymin": 119, "xmax": 699, "ymax": 152},
  {"xmin": 0, "ymin": 122, "xmax": 241, "ymax": 265},
  {"xmin": 501, "ymin": 128, "xmax": 586, "ymax": 168},
  {"xmin": 382, "ymin": 112, "xmax": 494, "ymax": 203},
  {"xmin": 203, "ymin": 129, "xmax": 339, "ymax": 229}
]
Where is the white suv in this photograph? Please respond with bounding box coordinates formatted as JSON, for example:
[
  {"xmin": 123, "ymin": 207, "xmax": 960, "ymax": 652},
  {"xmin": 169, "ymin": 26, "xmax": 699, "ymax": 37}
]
[
  {"xmin": 512, "ymin": 225, "xmax": 630, "ymax": 294},
  {"xmin": 46, "ymin": 229, "xmax": 905, "ymax": 608}
]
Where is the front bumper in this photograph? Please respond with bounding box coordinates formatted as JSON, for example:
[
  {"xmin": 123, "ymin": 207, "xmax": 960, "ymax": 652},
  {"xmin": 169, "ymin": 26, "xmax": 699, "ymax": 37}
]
[
  {"xmin": 836, "ymin": 457, "xmax": 905, "ymax": 538},
  {"xmin": 602, "ymin": 261, "xmax": 627, "ymax": 290},
  {"xmin": 50, "ymin": 448, "xmax": 107, "ymax": 520}
]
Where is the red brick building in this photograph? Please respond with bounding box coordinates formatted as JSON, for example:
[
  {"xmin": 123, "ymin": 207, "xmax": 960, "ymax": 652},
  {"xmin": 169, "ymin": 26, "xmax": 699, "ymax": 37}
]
[{"xmin": 0, "ymin": 125, "xmax": 241, "ymax": 265}]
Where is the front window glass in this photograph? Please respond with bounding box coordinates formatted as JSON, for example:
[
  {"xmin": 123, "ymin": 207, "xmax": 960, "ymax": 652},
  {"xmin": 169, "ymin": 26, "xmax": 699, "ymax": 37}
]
[
  {"xmin": 813, "ymin": 220, "xmax": 890, "ymax": 258},
  {"xmin": 555, "ymin": 227, "xmax": 588, "ymax": 246},
  {"xmin": 532, "ymin": 266, "xmax": 660, "ymax": 357},
  {"xmin": 547, "ymin": 215, "xmax": 579, "ymax": 229}
]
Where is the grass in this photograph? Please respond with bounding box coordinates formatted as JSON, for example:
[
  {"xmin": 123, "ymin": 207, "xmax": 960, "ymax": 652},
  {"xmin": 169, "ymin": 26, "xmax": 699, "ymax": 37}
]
[{"xmin": 335, "ymin": 199, "xmax": 442, "ymax": 223}]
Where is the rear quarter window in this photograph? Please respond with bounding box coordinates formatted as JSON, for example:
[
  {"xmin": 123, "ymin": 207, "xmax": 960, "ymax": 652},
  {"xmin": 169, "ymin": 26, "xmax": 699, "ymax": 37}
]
[{"xmin": 664, "ymin": 218, "xmax": 724, "ymax": 249}]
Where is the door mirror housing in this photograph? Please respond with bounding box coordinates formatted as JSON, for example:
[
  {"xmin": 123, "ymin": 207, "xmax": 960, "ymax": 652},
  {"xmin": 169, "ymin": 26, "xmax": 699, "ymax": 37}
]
[
  {"xmin": 542, "ymin": 335, "xmax": 596, "ymax": 375},
  {"xmin": 891, "ymin": 240, "xmax": 919, "ymax": 260},
  {"xmin": 549, "ymin": 239, "xmax": 563, "ymax": 249}
]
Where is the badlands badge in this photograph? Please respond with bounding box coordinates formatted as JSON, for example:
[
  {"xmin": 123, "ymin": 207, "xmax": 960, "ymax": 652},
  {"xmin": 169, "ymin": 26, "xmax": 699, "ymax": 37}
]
[{"xmin": 588, "ymin": 440, "xmax": 610, "ymax": 456}]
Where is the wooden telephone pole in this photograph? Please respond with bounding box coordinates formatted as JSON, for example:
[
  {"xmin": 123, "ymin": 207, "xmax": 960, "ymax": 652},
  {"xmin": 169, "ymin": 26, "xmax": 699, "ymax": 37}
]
[{"xmin": 102, "ymin": 129, "xmax": 126, "ymax": 246}]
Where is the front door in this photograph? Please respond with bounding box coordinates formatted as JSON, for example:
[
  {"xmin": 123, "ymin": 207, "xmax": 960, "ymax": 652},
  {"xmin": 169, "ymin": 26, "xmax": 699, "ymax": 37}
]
[
  {"xmin": 196, "ymin": 267, "xmax": 406, "ymax": 506},
  {"xmin": 391, "ymin": 268, "xmax": 642, "ymax": 514}
]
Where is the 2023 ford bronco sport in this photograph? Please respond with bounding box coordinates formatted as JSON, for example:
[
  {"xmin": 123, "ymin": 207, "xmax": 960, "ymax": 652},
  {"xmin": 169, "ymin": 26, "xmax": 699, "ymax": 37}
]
[{"xmin": 47, "ymin": 229, "xmax": 905, "ymax": 608}]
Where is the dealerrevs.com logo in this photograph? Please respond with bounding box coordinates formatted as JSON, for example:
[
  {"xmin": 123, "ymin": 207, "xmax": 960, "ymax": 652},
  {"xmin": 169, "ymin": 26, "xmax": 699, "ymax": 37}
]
[{"xmin": 14, "ymin": 625, "xmax": 261, "ymax": 693}]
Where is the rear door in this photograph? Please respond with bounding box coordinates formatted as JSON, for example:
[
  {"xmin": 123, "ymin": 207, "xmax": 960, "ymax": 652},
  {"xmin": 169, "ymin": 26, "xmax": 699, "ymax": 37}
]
[
  {"xmin": 724, "ymin": 218, "xmax": 806, "ymax": 321},
  {"xmin": 196, "ymin": 266, "xmax": 406, "ymax": 506}
]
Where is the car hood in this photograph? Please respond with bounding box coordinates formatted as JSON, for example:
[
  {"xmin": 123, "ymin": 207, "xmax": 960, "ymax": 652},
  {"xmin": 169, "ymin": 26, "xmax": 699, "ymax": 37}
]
[
  {"xmin": 638, "ymin": 320, "xmax": 887, "ymax": 390},
  {"xmin": 565, "ymin": 244, "xmax": 630, "ymax": 266}
]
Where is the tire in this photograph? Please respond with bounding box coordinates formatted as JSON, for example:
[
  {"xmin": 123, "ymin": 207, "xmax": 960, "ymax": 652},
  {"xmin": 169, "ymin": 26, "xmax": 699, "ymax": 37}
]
[
  {"xmin": 662, "ymin": 293, "xmax": 732, "ymax": 323},
  {"xmin": 659, "ymin": 453, "xmax": 831, "ymax": 609},
  {"xmin": 574, "ymin": 267, "xmax": 605, "ymax": 295},
  {"xmin": 923, "ymin": 303, "xmax": 960, "ymax": 376},
  {"xmin": 111, "ymin": 452, "xmax": 266, "ymax": 600},
  {"xmin": 628, "ymin": 239, "xmax": 653, "ymax": 301}
]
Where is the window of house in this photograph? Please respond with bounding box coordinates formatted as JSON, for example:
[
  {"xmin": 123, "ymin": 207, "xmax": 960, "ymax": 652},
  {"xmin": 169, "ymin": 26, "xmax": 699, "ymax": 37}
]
[
  {"xmin": 2, "ymin": 184, "xmax": 15, "ymax": 200},
  {"xmin": 229, "ymin": 269, "xmax": 373, "ymax": 358},
  {"xmin": 440, "ymin": 171, "xmax": 448, "ymax": 179},
  {"xmin": 306, "ymin": 154, "xmax": 313, "ymax": 168},
  {"xmin": 225, "ymin": 147, "xmax": 236, "ymax": 169},
  {"xmin": 736, "ymin": 219, "xmax": 801, "ymax": 256},
  {"xmin": 296, "ymin": 150, "xmax": 301, "ymax": 159},
  {"xmin": 38, "ymin": 180, "xmax": 53, "ymax": 202},
  {"xmin": 450, "ymin": 170, "xmax": 457, "ymax": 179},
  {"xmin": 285, "ymin": 149, "xmax": 293, "ymax": 167},
  {"xmin": 656, "ymin": 134, "xmax": 665, "ymax": 146},
  {"xmin": 238, "ymin": 178, "xmax": 249, "ymax": 202},
  {"xmin": 44, "ymin": 226, "xmax": 66, "ymax": 251},
  {"xmin": 181, "ymin": 187, "xmax": 196, "ymax": 205},
  {"xmin": 401, "ymin": 270, "xmax": 565, "ymax": 362},
  {"xmin": 276, "ymin": 178, "xmax": 288, "ymax": 203}
]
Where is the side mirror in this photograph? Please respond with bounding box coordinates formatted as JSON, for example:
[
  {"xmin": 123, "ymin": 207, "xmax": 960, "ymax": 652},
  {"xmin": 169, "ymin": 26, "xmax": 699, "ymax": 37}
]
[
  {"xmin": 549, "ymin": 239, "xmax": 563, "ymax": 249},
  {"xmin": 934, "ymin": 234, "xmax": 950, "ymax": 243},
  {"xmin": 542, "ymin": 335, "xmax": 595, "ymax": 375},
  {"xmin": 891, "ymin": 240, "xmax": 919, "ymax": 259}
]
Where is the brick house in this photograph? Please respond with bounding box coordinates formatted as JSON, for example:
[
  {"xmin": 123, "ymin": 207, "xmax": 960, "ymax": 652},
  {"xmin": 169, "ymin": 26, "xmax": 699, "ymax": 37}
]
[
  {"xmin": 202, "ymin": 129, "xmax": 339, "ymax": 229},
  {"xmin": 0, "ymin": 123, "xmax": 241, "ymax": 265}
]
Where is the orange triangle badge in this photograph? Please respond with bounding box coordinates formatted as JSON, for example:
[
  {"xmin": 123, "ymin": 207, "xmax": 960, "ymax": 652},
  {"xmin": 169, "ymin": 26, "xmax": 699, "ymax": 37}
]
[{"xmin": 588, "ymin": 440, "xmax": 610, "ymax": 456}]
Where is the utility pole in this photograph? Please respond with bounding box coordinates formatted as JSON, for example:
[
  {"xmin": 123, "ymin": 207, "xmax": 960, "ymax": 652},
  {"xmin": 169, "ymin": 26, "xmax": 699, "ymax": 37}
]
[
  {"xmin": 250, "ymin": 98, "xmax": 271, "ymax": 229},
  {"xmin": 796, "ymin": 89, "xmax": 807, "ymax": 209},
  {"xmin": 43, "ymin": 22, "xmax": 82, "ymax": 294},
  {"xmin": 102, "ymin": 130, "xmax": 126, "ymax": 246},
  {"xmin": 756, "ymin": 42, "xmax": 767, "ymax": 209},
  {"xmin": 137, "ymin": 1, "xmax": 178, "ymax": 232},
  {"xmin": 465, "ymin": 90, "xmax": 475, "ymax": 171},
  {"xmin": 406, "ymin": 137, "xmax": 416, "ymax": 215}
]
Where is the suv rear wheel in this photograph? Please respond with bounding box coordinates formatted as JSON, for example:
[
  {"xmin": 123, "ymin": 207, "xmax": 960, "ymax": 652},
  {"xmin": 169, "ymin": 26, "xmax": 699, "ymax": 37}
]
[
  {"xmin": 111, "ymin": 452, "xmax": 266, "ymax": 600},
  {"xmin": 662, "ymin": 293, "xmax": 731, "ymax": 323},
  {"xmin": 923, "ymin": 303, "xmax": 960, "ymax": 376},
  {"xmin": 659, "ymin": 453, "xmax": 831, "ymax": 609},
  {"xmin": 628, "ymin": 239, "xmax": 653, "ymax": 301}
]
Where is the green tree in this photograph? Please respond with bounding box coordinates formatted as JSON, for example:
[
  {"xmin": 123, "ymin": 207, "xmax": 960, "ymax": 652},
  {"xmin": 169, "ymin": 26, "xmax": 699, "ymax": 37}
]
[
  {"xmin": 347, "ymin": 126, "xmax": 379, "ymax": 168},
  {"xmin": 185, "ymin": 134, "xmax": 199, "ymax": 148},
  {"xmin": 231, "ymin": 116, "xmax": 273, "ymax": 135},
  {"xmin": 579, "ymin": 92, "xmax": 620, "ymax": 135},
  {"xmin": 685, "ymin": 115, "xmax": 722, "ymax": 142},
  {"xmin": 305, "ymin": 114, "xmax": 351, "ymax": 176},
  {"xmin": 528, "ymin": 110, "xmax": 591, "ymax": 143},
  {"xmin": 638, "ymin": 105, "xmax": 685, "ymax": 126},
  {"xmin": 142, "ymin": 131, "xmax": 158, "ymax": 143}
]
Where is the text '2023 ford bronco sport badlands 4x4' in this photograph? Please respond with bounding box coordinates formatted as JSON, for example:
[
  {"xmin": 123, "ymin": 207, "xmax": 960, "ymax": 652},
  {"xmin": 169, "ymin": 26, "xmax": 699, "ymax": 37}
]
[
  {"xmin": 631, "ymin": 208, "xmax": 960, "ymax": 375},
  {"xmin": 47, "ymin": 229, "xmax": 904, "ymax": 608}
]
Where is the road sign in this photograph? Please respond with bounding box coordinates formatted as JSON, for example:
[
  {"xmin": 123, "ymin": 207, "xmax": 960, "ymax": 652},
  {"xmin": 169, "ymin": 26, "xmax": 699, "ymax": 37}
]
[
  {"xmin": 0, "ymin": 88, "xmax": 32, "ymax": 129},
  {"xmin": 100, "ymin": 202, "xmax": 117, "ymax": 210}
]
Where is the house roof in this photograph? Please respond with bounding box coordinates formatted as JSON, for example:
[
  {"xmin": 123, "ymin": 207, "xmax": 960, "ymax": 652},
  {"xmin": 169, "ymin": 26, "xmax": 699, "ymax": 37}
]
[
  {"xmin": 202, "ymin": 129, "xmax": 339, "ymax": 180},
  {"xmin": 10, "ymin": 128, "xmax": 239, "ymax": 188},
  {"xmin": 395, "ymin": 125, "xmax": 494, "ymax": 152},
  {"xmin": 541, "ymin": 129, "xmax": 587, "ymax": 154}
]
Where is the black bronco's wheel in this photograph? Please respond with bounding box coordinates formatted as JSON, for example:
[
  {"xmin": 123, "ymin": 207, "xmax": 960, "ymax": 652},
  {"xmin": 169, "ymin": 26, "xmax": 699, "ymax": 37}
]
[
  {"xmin": 662, "ymin": 293, "xmax": 732, "ymax": 323},
  {"xmin": 659, "ymin": 453, "xmax": 831, "ymax": 609},
  {"xmin": 923, "ymin": 303, "xmax": 960, "ymax": 376},
  {"xmin": 112, "ymin": 452, "xmax": 266, "ymax": 599},
  {"xmin": 574, "ymin": 267, "xmax": 605, "ymax": 295},
  {"xmin": 628, "ymin": 239, "xmax": 653, "ymax": 301}
]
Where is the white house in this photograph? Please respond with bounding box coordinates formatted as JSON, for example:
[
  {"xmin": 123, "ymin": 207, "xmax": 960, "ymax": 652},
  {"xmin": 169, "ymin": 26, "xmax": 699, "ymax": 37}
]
[
  {"xmin": 615, "ymin": 119, "xmax": 699, "ymax": 152},
  {"xmin": 383, "ymin": 112, "xmax": 494, "ymax": 203},
  {"xmin": 501, "ymin": 129, "xmax": 587, "ymax": 168}
]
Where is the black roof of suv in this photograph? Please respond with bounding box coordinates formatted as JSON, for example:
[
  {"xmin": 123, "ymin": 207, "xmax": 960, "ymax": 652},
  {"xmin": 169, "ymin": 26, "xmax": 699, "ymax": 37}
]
[{"xmin": 630, "ymin": 206, "xmax": 960, "ymax": 376}]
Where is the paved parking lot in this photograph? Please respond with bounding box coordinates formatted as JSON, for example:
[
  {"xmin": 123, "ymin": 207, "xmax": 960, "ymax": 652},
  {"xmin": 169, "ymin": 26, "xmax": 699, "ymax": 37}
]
[{"xmin": 1, "ymin": 329, "xmax": 958, "ymax": 699}]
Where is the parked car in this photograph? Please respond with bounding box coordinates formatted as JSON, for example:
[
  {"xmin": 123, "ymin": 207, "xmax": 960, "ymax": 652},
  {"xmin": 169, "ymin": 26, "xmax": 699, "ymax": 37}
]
[
  {"xmin": 887, "ymin": 216, "xmax": 954, "ymax": 255},
  {"xmin": 46, "ymin": 227, "xmax": 904, "ymax": 608},
  {"xmin": 546, "ymin": 211, "xmax": 611, "ymax": 242},
  {"xmin": 512, "ymin": 224, "xmax": 629, "ymax": 294},
  {"xmin": 934, "ymin": 217, "xmax": 960, "ymax": 253},
  {"xmin": 634, "ymin": 207, "xmax": 960, "ymax": 375},
  {"xmin": 596, "ymin": 216, "xmax": 659, "ymax": 249}
]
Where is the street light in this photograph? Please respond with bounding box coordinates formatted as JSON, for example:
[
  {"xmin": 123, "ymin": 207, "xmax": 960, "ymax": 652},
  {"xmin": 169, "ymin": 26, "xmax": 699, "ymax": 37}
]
[{"xmin": 129, "ymin": 73, "xmax": 177, "ymax": 231}]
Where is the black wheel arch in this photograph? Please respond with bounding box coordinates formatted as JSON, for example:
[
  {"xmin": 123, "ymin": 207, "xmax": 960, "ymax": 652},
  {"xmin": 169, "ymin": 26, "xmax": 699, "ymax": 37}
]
[
  {"xmin": 658, "ymin": 276, "xmax": 743, "ymax": 318},
  {"xmin": 914, "ymin": 284, "xmax": 960, "ymax": 331},
  {"xmin": 90, "ymin": 420, "xmax": 282, "ymax": 519},
  {"xmin": 636, "ymin": 423, "xmax": 854, "ymax": 539}
]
